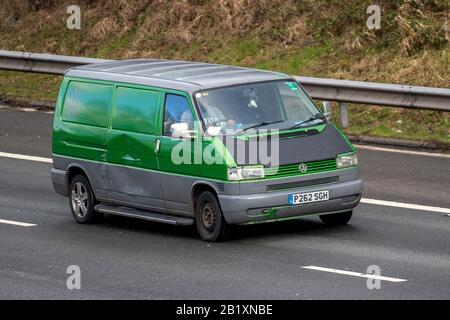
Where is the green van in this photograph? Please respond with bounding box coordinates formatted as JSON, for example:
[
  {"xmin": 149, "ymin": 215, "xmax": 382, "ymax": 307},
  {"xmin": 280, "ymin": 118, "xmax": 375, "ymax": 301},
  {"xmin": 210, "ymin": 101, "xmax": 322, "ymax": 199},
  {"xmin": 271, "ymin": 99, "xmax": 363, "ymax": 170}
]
[{"xmin": 51, "ymin": 59, "xmax": 362, "ymax": 241}]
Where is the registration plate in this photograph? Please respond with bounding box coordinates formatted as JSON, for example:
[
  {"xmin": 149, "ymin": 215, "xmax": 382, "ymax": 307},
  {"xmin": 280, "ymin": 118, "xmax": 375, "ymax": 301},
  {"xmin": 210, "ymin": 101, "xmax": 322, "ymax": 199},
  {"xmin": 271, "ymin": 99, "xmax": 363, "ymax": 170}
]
[{"xmin": 289, "ymin": 190, "xmax": 329, "ymax": 205}]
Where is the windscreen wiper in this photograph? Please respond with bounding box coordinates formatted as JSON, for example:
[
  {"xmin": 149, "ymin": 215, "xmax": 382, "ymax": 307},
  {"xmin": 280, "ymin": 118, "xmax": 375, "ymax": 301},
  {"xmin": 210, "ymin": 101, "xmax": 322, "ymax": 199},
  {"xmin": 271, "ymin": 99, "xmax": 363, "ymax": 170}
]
[
  {"xmin": 289, "ymin": 114, "xmax": 324, "ymax": 130},
  {"xmin": 238, "ymin": 120, "xmax": 284, "ymax": 135}
]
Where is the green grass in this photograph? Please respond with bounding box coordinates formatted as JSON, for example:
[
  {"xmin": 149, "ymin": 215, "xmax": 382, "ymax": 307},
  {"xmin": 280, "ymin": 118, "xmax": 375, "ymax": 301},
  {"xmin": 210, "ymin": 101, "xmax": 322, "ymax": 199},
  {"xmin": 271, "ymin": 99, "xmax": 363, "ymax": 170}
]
[
  {"xmin": 0, "ymin": 0, "xmax": 448, "ymax": 145},
  {"xmin": 334, "ymin": 104, "xmax": 450, "ymax": 145},
  {"xmin": 0, "ymin": 71, "xmax": 61, "ymax": 103},
  {"xmin": 96, "ymin": 28, "xmax": 139, "ymax": 59},
  {"xmin": 1, "ymin": 42, "xmax": 449, "ymax": 146}
]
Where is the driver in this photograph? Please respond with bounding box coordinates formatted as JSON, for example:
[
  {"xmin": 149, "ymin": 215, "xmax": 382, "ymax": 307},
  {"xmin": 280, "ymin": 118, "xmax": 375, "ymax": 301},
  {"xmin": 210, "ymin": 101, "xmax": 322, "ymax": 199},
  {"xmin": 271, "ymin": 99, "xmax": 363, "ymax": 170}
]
[{"xmin": 181, "ymin": 99, "xmax": 236, "ymax": 128}]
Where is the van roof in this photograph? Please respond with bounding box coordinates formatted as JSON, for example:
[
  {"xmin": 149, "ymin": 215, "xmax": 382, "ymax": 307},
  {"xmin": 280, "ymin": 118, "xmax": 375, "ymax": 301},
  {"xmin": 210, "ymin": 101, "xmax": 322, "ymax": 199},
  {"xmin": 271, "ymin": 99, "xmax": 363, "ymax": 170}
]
[{"xmin": 65, "ymin": 59, "xmax": 292, "ymax": 93}]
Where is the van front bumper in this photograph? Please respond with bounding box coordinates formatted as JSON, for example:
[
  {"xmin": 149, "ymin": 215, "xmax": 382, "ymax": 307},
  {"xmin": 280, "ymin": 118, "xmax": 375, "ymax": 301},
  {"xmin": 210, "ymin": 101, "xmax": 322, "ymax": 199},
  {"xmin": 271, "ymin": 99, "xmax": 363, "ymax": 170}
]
[{"xmin": 218, "ymin": 179, "xmax": 363, "ymax": 224}]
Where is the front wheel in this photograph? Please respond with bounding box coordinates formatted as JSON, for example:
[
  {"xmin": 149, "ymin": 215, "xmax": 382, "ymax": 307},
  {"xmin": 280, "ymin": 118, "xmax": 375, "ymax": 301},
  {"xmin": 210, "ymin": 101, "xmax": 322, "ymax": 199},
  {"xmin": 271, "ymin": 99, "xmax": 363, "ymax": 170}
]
[
  {"xmin": 319, "ymin": 210, "xmax": 352, "ymax": 226},
  {"xmin": 195, "ymin": 191, "xmax": 229, "ymax": 242}
]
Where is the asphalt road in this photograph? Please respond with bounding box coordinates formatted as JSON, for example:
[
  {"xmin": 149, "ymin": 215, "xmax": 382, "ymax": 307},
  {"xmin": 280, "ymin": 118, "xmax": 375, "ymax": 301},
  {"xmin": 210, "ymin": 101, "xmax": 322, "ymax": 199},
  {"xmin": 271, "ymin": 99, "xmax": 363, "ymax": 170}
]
[{"xmin": 0, "ymin": 106, "xmax": 449, "ymax": 299}]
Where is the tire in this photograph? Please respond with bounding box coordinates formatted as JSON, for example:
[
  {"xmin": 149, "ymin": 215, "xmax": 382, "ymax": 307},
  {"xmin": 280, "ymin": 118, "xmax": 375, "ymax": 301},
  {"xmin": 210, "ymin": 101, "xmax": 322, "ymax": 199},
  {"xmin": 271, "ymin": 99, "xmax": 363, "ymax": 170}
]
[
  {"xmin": 319, "ymin": 210, "xmax": 352, "ymax": 226},
  {"xmin": 69, "ymin": 175, "xmax": 103, "ymax": 224},
  {"xmin": 195, "ymin": 191, "xmax": 229, "ymax": 242}
]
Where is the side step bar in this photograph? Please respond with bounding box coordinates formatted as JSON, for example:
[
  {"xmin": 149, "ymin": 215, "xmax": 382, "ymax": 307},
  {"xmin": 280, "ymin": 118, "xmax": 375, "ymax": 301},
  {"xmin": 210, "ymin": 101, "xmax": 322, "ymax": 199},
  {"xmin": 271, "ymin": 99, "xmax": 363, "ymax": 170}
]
[{"xmin": 94, "ymin": 204, "xmax": 194, "ymax": 226}]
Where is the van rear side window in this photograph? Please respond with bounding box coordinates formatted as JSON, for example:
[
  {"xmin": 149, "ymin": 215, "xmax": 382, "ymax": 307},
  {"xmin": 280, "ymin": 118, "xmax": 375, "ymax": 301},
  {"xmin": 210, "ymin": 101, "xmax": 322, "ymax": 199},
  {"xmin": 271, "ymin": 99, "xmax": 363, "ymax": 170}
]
[
  {"xmin": 112, "ymin": 86, "xmax": 159, "ymax": 135},
  {"xmin": 62, "ymin": 81, "xmax": 111, "ymax": 127}
]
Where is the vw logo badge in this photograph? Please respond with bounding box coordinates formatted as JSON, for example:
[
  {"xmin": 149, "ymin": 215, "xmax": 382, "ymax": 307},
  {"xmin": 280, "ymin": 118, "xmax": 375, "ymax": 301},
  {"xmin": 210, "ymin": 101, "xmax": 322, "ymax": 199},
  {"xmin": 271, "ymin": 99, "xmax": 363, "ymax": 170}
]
[{"xmin": 299, "ymin": 163, "xmax": 308, "ymax": 174}]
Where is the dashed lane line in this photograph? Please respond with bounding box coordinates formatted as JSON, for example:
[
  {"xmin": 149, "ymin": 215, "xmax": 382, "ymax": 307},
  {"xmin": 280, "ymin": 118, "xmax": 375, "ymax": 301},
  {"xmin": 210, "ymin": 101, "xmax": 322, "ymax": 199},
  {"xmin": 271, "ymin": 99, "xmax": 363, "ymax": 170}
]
[
  {"xmin": 0, "ymin": 219, "xmax": 36, "ymax": 227},
  {"xmin": 301, "ymin": 266, "xmax": 407, "ymax": 282}
]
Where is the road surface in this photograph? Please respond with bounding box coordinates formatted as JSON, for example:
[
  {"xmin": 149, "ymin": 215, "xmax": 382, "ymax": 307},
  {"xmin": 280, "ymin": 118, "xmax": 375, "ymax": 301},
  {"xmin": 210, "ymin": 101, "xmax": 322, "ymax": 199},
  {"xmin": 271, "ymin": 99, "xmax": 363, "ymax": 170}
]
[{"xmin": 0, "ymin": 106, "xmax": 449, "ymax": 299}]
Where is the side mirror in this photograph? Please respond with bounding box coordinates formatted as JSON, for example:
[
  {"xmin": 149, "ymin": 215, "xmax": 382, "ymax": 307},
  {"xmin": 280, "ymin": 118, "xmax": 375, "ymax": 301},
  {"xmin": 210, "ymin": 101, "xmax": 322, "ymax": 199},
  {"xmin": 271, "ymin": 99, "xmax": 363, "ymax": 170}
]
[
  {"xmin": 170, "ymin": 123, "xmax": 197, "ymax": 140},
  {"xmin": 206, "ymin": 126, "xmax": 222, "ymax": 136}
]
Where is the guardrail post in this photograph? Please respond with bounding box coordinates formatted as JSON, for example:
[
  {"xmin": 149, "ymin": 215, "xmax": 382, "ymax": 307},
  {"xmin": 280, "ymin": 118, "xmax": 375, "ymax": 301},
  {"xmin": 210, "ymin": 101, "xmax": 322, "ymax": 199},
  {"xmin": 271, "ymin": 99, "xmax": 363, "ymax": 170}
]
[
  {"xmin": 338, "ymin": 102, "xmax": 348, "ymax": 128},
  {"xmin": 322, "ymin": 101, "xmax": 332, "ymax": 121}
]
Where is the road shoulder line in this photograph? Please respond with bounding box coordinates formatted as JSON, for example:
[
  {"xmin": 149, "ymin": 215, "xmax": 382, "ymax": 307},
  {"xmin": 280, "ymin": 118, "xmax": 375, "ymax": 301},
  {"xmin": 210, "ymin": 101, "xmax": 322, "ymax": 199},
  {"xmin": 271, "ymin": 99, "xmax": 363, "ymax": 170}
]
[
  {"xmin": 355, "ymin": 144, "xmax": 450, "ymax": 159},
  {"xmin": 361, "ymin": 198, "xmax": 450, "ymax": 215}
]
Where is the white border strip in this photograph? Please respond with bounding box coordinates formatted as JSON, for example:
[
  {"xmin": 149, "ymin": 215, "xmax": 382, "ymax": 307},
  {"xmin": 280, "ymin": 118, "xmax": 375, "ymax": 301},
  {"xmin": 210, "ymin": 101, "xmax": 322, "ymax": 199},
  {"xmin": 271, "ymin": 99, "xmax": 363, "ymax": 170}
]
[
  {"xmin": 361, "ymin": 198, "xmax": 450, "ymax": 215},
  {"xmin": 0, "ymin": 219, "xmax": 36, "ymax": 227},
  {"xmin": 355, "ymin": 144, "xmax": 450, "ymax": 159},
  {"xmin": 0, "ymin": 151, "xmax": 52, "ymax": 163},
  {"xmin": 302, "ymin": 266, "xmax": 407, "ymax": 282}
]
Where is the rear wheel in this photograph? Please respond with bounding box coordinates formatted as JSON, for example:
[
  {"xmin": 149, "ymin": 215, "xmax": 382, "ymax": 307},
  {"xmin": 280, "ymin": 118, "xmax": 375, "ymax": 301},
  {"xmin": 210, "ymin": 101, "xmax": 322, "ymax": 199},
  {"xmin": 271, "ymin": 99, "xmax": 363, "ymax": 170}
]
[
  {"xmin": 319, "ymin": 210, "xmax": 352, "ymax": 226},
  {"xmin": 195, "ymin": 191, "xmax": 229, "ymax": 242},
  {"xmin": 69, "ymin": 175, "xmax": 103, "ymax": 224}
]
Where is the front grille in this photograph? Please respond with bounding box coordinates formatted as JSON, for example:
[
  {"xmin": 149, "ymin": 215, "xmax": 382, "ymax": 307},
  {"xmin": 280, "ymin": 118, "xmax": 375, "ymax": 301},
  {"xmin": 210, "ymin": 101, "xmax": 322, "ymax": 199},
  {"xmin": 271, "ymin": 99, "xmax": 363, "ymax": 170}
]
[
  {"xmin": 264, "ymin": 158, "xmax": 337, "ymax": 179},
  {"xmin": 266, "ymin": 176, "xmax": 339, "ymax": 192}
]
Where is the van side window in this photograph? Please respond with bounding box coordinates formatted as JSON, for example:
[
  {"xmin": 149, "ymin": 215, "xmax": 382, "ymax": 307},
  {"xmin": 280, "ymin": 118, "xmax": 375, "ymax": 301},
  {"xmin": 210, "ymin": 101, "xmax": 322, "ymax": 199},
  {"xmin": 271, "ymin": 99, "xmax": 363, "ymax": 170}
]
[
  {"xmin": 112, "ymin": 86, "xmax": 159, "ymax": 135},
  {"xmin": 62, "ymin": 81, "xmax": 111, "ymax": 127},
  {"xmin": 163, "ymin": 94, "xmax": 194, "ymax": 136}
]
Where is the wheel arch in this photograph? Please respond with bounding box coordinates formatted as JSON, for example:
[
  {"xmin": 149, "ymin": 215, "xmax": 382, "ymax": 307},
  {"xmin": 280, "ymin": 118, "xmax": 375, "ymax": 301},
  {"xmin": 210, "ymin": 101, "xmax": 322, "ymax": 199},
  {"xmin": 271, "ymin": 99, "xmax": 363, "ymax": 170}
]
[
  {"xmin": 66, "ymin": 163, "xmax": 95, "ymax": 196},
  {"xmin": 190, "ymin": 181, "xmax": 220, "ymax": 213}
]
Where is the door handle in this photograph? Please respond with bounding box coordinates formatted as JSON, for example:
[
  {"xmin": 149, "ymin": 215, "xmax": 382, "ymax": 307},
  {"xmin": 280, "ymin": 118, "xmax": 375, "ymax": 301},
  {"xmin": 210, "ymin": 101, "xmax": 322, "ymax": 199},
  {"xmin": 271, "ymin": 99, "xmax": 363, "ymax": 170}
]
[{"xmin": 155, "ymin": 138, "xmax": 161, "ymax": 154}]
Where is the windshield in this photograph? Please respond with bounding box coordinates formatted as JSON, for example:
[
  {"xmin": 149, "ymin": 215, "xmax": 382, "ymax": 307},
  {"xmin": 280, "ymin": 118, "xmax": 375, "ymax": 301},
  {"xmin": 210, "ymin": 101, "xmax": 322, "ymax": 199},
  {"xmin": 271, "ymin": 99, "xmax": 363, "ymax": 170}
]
[{"xmin": 193, "ymin": 80, "xmax": 325, "ymax": 135}]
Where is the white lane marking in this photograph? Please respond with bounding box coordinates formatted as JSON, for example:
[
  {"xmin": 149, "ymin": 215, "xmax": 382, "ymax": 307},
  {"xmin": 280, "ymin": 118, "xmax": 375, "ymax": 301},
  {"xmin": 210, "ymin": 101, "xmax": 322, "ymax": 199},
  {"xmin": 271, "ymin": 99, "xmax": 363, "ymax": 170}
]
[
  {"xmin": 355, "ymin": 144, "xmax": 450, "ymax": 159},
  {"xmin": 0, "ymin": 219, "xmax": 36, "ymax": 227},
  {"xmin": 361, "ymin": 198, "xmax": 450, "ymax": 215},
  {"xmin": 0, "ymin": 151, "xmax": 52, "ymax": 163},
  {"xmin": 19, "ymin": 108, "xmax": 38, "ymax": 112},
  {"xmin": 302, "ymin": 266, "xmax": 407, "ymax": 282},
  {"xmin": 1, "ymin": 151, "xmax": 449, "ymax": 215}
]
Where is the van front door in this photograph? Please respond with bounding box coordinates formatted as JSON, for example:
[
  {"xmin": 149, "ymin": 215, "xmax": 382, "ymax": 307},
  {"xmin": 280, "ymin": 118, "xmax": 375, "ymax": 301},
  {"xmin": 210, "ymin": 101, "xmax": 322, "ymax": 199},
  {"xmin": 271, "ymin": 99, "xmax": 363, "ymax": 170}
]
[
  {"xmin": 106, "ymin": 85, "xmax": 164, "ymax": 212},
  {"xmin": 157, "ymin": 93, "xmax": 201, "ymax": 216}
]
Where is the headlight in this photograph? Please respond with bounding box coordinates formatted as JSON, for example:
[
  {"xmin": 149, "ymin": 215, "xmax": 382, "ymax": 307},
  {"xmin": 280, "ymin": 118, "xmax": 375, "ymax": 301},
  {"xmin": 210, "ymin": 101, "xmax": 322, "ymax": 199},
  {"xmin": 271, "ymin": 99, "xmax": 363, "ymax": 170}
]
[
  {"xmin": 336, "ymin": 152, "xmax": 358, "ymax": 168},
  {"xmin": 227, "ymin": 166, "xmax": 265, "ymax": 181}
]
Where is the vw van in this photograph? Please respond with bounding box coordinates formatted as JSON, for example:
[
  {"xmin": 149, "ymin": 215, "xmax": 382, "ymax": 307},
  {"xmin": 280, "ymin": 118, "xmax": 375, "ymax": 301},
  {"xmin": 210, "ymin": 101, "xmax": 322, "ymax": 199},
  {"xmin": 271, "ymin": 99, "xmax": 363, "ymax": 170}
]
[{"xmin": 51, "ymin": 59, "xmax": 362, "ymax": 242}]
